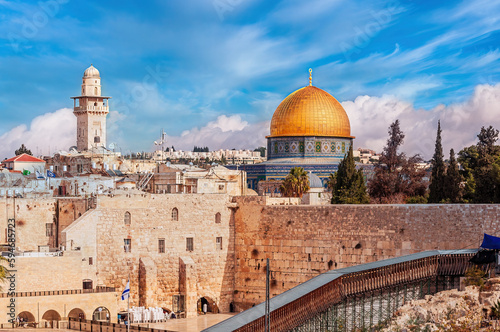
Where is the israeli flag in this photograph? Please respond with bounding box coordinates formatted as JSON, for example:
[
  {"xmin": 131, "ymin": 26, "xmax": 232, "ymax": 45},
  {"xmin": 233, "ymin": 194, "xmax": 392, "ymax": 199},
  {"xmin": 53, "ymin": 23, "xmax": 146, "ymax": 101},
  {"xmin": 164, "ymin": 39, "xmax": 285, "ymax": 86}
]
[
  {"xmin": 121, "ymin": 280, "xmax": 130, "ymax": 300},
  {"xmin": 36, "ymin": 171, "xmax": 45, "ymax": 179},
  {"xmin": 46, "ymin": 170, "xmax": 56, "ymax": 178}
]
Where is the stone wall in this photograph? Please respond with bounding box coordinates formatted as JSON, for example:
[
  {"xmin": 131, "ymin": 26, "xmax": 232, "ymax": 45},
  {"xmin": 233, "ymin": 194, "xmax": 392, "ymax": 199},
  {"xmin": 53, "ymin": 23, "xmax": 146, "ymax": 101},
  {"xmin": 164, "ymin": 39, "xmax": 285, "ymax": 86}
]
[
  {"xmin": 63, "ymin": 193, "xmax": 236, "ymax": 316},
  {"xmin": 0, "ymin": 198, "xmax": 56, "ymax": 251},
  {"xmin": 231, "ymin": 198, "xmax": 500, "ymax": 311}
]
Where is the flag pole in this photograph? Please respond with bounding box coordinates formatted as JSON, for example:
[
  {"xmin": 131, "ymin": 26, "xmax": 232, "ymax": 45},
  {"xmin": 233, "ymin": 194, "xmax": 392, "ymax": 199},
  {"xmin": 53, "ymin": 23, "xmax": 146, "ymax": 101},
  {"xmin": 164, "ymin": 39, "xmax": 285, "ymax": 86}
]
[{"xmin": 127, "ymin": 273, "xmax": 130, "ymax": 332}]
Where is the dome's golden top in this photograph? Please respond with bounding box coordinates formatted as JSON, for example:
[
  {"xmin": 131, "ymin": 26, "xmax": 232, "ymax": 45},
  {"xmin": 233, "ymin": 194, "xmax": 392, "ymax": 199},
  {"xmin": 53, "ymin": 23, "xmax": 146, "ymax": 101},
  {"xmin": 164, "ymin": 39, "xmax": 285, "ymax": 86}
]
[{"xmin": 268, "ymin": 85, "xmax": 352, "ymax": 138}]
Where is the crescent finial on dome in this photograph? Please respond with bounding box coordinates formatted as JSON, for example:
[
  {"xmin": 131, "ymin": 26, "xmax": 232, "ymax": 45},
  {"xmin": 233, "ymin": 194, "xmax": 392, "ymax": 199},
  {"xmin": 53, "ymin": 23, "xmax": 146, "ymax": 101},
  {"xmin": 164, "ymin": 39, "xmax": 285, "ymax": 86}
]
[{"xmin": 309, "ymin": 68, "xmax": 312, "ymax": 86}]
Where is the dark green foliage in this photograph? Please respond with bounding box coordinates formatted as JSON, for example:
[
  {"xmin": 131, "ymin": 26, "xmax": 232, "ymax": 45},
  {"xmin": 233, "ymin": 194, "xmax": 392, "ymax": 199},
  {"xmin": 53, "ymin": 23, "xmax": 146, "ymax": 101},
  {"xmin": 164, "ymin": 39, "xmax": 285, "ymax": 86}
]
[
  {"xmin": 444, "ymin": 149, "xmax": 462, "ymax": 203},
  {"xmin": 253, "ymin": 147, "xmax": 266, "ymax": 157},
  {"xmin": 459, "ymin": 126, "xmax": 500, "ymax": 203},
  {"xmin": 280, "ymin": 167, "xmax": 310, "ymax": 198},
  {"xmin": 464, "ymin": 266, "xmax": 487, "ymax": 288},
  {"xmin": 193, "ymin": 146, "xmax": 209, "ymax": 152},
  {"xmin": 428, "ymin": 121, "xmax": 446, "ymax": 203},
  {"xmin": 15, "ymin": 144, "xmax": 32, "ymax": 156},
  {"xmin": 328, "ymin": 145, "xmax": 369, "ymax": 204},
  {"xmin": 368, "ymin": 120, "xmax": 427, "ymax": 203},
  {"xmin": 405, "ymin": 195, "xmax": 427, "ymax": 204}
]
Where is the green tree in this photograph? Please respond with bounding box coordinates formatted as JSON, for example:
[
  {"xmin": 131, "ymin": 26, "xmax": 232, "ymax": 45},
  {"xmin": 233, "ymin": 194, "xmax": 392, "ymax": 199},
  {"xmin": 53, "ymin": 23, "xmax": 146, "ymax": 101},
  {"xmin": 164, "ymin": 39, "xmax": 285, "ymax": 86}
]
[
  {"xmin": 474, "ymin": 126, "xmax": 500, "ymax": 203},
  {"xmin": 220, "ymin": 155, "xmax": 227, "ymax": 165},
  {"xmin": 328, "ymin": 145, "xmax": 369, "ymax": 204},
  {"xmin": 15, "ymin": 144, "xmax": 32, "ymax": 156},
  {"xmin": 280, "ymin": 167, "xmax": 310, "ymax": 198},
  {"xmin": 428, "ymin": 121, "xmax": 446, "ymax": 203},
  {"xmin": 368, "ymin": 120, "xmax": 427, "ymax": 203},
  {"xmin": 254, "ymin": 147, "xmax": 266, "ymax": 157},
  {"xmin": 444, "ymin": 149, "xmax": 462, "ymax": 203},
  {"xmin": 458, "ymin": 145, "xmax": 478, "ymax": 202}
]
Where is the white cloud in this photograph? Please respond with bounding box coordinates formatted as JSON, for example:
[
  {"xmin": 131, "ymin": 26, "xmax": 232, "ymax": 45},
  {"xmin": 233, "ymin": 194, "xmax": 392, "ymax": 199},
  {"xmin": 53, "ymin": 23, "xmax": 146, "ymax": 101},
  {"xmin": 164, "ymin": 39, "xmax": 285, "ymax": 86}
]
[
  {"xmin": 0, "ymin": 108, "xmax": 75, "ymax": 159},
  {"xmin": 166, "ymin": 115, "xmax": 268, "ymax": 151},
  {"xmin": 343, "ymin": 83, "xmax": 500, "ymax": 159}
]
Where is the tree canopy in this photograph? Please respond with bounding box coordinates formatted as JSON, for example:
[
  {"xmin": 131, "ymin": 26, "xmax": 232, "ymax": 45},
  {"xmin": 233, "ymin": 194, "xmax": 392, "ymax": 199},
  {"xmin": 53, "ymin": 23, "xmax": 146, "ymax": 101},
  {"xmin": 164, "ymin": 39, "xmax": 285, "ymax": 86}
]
[
  {"xmin": 15, "ymin": 144, "xmax": 32, "ymax": 156},
  {"xmin": 368, "ymin": 120, "xmax": 427, "ymax": 203},
  {"xmin": 328, "ymin": 145, "xmax": 369, "ymax": 204},
  {"xmin": 280, "ymin": 167, "xmax": 310, "ymax": 198}
]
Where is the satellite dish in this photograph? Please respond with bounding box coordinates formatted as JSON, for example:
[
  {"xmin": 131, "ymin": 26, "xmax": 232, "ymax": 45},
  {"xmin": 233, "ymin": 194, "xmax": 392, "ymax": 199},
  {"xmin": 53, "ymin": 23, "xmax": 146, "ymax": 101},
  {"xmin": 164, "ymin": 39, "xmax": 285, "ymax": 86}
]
[
  {"xmin": 154, "ymin": 141, "xmax": 158, "ymax": 145},
  {"xmin": 69, "ymin": 146, "xmax": 78, "ymax": 152},
  {"xmin": 189, "ymin": 162, "xmax": 193, "ymax": 166},
  {"xmin": 166, "ymin": 162, "xmax": 171, "ymax": 167},
  {"xmin": 109, "ymin": 143, "xmax": 115, "ymax": 150}
]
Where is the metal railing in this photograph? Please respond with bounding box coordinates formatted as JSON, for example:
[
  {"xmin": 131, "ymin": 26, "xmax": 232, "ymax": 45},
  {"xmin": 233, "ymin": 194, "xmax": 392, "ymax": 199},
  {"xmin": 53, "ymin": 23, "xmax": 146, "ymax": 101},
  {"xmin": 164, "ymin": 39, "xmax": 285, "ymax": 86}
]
[{"xmin": 206, "ymin": 250, "xmax": 482, "ymax": 332}]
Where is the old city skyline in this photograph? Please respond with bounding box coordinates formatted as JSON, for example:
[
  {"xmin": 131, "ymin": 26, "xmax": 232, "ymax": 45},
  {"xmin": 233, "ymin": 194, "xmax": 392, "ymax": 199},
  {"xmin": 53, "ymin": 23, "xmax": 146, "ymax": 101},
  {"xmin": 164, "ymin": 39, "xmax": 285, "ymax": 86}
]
[{"xmin": 1, "ymin": 1, "xmax": 500, "ymax": 160}]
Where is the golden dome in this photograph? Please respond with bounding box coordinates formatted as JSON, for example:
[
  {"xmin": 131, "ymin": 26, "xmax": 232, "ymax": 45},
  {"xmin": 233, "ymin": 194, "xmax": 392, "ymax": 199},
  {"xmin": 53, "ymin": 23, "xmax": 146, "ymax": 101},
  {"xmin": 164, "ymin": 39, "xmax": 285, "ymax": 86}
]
[{"xmin": 268, "ymin": 85, "xmax": 352, "ymax": 138}]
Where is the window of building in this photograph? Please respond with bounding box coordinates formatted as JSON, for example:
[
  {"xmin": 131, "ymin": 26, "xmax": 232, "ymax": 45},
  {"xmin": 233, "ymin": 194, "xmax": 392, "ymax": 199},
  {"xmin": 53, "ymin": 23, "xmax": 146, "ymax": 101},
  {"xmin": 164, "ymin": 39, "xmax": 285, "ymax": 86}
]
[
  {"xmin": 186, "ymin": 237, "xmax": 193, "ymax": 252},
  {"xmin": 216, "ymin": 237, "xmax": 222, "ymax": 250},
  {"xmin": 89, "ymin": 257, "xmax": 93, "ymax": 265},
  {"xmin": 124, "ymin": 212, "xmax": 131, "ymax": 225},
  {"xmin": 172, "ymin": 208, "xmax": 178, "ymax": 221},
  {"xmin": 83, "ymin": 279, "xmax": 93, "ymax": 290},
  {"xmin": 124, "ymin": 239, "xmax": 131, "ymax": 253},
  {"xmin": 158, "ymin": 239, "xmax": 165, "ymax": 253},
  {"xmin": 215, "ymin": 212, "xmax": 221, "ymax": 223},
  {"xmin": 218, "ymin": 184, "xmax": 225, "ymax": 191},
  {"xmin": 46, "ymin": 223, "xmax": 53, "ymax": 237}
]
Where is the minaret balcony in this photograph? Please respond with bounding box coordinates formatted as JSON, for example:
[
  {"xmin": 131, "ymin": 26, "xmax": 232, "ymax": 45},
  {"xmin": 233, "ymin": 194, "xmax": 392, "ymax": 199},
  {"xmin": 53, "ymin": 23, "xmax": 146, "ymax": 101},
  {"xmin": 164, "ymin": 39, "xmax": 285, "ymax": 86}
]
[{"xmin": 73, "ymin": 105, "xmax": 109, "ymax": 112}]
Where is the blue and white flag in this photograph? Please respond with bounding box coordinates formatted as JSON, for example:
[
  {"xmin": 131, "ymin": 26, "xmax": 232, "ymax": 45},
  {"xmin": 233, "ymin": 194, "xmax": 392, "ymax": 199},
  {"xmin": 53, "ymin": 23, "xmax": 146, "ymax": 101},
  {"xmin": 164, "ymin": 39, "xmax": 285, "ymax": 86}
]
[
  {"xmin": 46, "ymin": 170, "xmax": 56, "ymax": 178},
  {"xmin": 35, "ymin": 171, "xmax": 45, "ymax": 179},
  {"xmin": 121, "ymin": 280, "xmax": 130, "ymax": 300}
]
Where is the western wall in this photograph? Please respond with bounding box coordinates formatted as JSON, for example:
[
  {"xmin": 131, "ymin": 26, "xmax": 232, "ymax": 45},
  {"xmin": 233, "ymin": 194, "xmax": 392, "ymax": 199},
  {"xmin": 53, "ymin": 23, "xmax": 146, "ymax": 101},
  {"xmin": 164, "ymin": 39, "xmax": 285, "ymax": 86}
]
[{"xmin": 231, "ymin": 197, "xmax": 500, "ymax": 311}]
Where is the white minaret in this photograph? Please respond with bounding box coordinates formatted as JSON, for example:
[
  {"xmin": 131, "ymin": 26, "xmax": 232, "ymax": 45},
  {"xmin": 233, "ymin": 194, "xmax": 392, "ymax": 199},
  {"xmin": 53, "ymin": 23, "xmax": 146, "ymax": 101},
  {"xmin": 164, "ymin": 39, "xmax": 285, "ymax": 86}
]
[{"xmin": 71, "ymin": 64, "xmax": 111, "ymax": 151}]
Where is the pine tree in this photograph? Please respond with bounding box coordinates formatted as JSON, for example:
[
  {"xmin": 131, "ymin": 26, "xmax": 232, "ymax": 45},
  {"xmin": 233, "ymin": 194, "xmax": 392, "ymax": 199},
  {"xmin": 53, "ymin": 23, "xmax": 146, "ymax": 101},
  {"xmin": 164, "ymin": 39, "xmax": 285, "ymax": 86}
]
[
  {"xmin": 444, "ymin": 149, "xmax": 462, "ymax": 203},
  {"xmin": 329, "ymin": 145, "xmax": 369, "ymax": 204},
  {"xmin": 15, "ymin": 144, "xmax": 32, "ymax": 156},
  {"xmin": 428, "ymin": 121, "xmax": 446, "ymax": 203},
  {"xmin": 474, "ymin": 126, "xmax": 500, "ymax": 203},
  {"xmin": 368, "ymin": 120, "xmax": 426, "ymax": 203}
]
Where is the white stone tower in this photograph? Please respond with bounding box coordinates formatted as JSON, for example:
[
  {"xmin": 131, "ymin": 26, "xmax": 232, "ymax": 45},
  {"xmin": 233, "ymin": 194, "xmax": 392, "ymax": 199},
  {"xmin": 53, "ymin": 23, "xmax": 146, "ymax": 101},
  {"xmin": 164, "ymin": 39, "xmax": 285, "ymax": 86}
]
[{"xmin": 71, "ymin": 64, "xmax": 111, "ymax": 151}]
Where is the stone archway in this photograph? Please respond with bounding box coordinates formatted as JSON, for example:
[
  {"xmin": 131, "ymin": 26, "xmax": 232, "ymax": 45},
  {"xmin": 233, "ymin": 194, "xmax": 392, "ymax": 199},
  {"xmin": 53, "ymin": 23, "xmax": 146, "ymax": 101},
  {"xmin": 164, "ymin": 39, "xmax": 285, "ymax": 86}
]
[
  {"xmin": 68, "ymin": 308, "xmax": 86, "ymax": 320},
  {"xmin": 197, "ymin": 296, "xmax": 219, "ymax": 315},
  {"xmin": 92, "ymin": 306, "xmax": 110, "ymax": 322},
  {"xmin": 42, "ymin": 309, "xmax": 61, "ymax": 321},
  {"xmin": 18, "ymin": 311, "xmax": 35, "ymax": 323}
]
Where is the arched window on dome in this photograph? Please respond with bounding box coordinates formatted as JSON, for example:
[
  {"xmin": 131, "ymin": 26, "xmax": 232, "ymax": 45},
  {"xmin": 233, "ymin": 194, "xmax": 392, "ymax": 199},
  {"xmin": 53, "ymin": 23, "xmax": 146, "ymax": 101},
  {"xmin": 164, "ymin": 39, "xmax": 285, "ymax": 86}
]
[
  {"xmin": 124, "ymin": 212, "xmax": 131, "ymax": 225},
  {"xmin": 215, "ymin": 212, "xmax": 221, "ymax": 224},
  {"xmin": 172, "ymin": 208, "xmax": 178, "ymax": 221}
]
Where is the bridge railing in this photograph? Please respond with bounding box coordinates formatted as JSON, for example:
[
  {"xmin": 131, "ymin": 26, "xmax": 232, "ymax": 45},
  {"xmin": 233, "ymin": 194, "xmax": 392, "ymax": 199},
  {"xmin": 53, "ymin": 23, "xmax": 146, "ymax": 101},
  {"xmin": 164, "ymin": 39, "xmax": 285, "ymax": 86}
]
[{"xmin": 205, "ymin": 249, "xmax": 481, "ymax": 332}]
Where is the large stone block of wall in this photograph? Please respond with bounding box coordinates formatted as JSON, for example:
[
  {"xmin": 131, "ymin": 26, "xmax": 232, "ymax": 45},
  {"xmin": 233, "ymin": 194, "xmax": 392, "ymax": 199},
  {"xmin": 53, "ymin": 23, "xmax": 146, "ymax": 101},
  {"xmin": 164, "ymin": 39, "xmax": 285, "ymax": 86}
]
[{"xmin": 232, "ymin": 198, "xmax": 500, "ymax": 311}]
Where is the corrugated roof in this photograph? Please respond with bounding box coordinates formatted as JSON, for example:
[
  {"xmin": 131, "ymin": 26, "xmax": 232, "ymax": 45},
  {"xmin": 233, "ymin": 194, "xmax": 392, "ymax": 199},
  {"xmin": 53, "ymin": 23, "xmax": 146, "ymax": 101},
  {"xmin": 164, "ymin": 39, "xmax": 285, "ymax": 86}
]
[
  {"xmin": 3, "ymin": 153, "xmax": 45, "ymax": 163},
  {"xmin": 204, "ymin": 249, "xmax": 477, "ymax": 332}
]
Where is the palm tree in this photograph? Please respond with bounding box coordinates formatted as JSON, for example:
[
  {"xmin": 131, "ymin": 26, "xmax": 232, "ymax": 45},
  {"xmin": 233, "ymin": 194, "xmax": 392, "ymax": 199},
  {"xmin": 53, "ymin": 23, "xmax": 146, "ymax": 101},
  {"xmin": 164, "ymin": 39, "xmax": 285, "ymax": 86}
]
[{"xmin": 280, "ymin": 167, "xmax": 310, "ymax": 198}]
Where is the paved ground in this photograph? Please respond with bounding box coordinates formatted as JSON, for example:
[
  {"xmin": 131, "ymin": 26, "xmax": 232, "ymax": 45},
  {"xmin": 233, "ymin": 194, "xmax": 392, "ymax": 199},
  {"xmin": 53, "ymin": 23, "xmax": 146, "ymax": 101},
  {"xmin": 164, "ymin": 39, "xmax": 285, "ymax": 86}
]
[{"xmin": 0, "ymin": 313, "xmax": 235, "ymax": 332}]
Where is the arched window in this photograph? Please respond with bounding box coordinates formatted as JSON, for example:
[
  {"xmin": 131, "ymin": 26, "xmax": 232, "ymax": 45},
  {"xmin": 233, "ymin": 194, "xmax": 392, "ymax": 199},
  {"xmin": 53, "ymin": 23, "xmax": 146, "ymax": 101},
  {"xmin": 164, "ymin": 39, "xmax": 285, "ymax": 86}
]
[
  {"xmin": 215, "ymin": 212, "xmax": 221, "ymax": 223},
  {"xmin": 172, "ymin": 208, "xmax": 178, "ymax": 221},
  {"xmin": 124, "ymin": 212, "xmax": 131, "ymax": 225}
]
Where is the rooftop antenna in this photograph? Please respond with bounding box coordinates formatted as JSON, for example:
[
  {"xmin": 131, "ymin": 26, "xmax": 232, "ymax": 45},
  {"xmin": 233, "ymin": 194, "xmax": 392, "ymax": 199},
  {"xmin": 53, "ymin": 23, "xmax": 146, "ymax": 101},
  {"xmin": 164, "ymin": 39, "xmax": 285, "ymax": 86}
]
[{"xmin": 309, "ymin": 68, "xmax": 313, "ymax": 86}]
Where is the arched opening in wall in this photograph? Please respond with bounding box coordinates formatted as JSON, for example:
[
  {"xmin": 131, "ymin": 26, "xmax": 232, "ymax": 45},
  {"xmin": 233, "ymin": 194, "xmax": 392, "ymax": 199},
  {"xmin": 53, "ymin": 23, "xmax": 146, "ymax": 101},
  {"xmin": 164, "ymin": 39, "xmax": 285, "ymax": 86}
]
[
  {"xmin": 42, "ymin": 310, "xmax": 61, "ymax": 321},
  {"xmin": 124, "ymin": 211, "xmax": 131, "ymax": 225},
  {"xmin": 215, "ymin": 212, "xmax": 221, "ymax": 223},
  {"xmin": 92, "ymin": 307, "xmax": 110, "ymax": 322},
  {"xmin": 18, "ymin": 311, "xmax": 35, "ymax": 323},
  {"xmin": 83, "ymin": 279, "xmax": 93, "ymax": 290},
  {"xmin": 68, "ymin": 308, "xmax": 86, "ymax": 320},
  {"xmin": 197, "ymin": 296, "xmax": 219, "ymax": 315},
  {"xmin": 172, "ymin": 207, "xmax": 178, "ymax": 221}
]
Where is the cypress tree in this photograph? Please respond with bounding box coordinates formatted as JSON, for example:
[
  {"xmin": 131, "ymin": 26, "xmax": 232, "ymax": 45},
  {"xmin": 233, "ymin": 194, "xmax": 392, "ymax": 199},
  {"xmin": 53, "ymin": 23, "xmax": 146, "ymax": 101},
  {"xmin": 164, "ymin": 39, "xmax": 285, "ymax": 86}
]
[
  {"xmin": 428, "ymin": 121, "xmax": 446, "ymax": 203},
  {"xmin": 329, "ymin": 145, "xmax": 369, "ymax": 204},
  {"xmin": 444, "ymin": 149, "xmax": 462, "ymax": 203}
]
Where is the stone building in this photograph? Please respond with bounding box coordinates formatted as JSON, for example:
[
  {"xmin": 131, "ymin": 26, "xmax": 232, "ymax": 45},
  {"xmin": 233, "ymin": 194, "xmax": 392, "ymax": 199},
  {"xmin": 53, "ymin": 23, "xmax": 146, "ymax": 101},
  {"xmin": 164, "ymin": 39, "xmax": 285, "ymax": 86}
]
[
  {"xmin": 72, "ymin": 65, "xmax": 111, "ymax": 151},
  {"xmin": 231, "ymin": 69, "xmax": 354, "ymax": 189}
]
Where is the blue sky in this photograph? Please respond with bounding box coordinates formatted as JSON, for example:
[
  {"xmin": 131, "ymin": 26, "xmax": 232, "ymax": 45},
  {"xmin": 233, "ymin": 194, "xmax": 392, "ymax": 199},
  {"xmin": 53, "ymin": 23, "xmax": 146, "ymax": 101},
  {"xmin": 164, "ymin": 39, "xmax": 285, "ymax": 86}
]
[{"xmin": 1, "ymin": 0, "xmax": 500, "ymax": 159}]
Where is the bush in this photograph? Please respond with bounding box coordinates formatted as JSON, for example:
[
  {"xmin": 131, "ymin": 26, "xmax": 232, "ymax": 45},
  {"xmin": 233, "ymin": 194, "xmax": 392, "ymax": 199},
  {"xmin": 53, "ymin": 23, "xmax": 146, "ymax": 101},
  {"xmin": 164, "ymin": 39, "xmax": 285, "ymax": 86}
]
[{"xmin": 464, "ymin": 266, "xmax": 488, "ymax": 288}]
